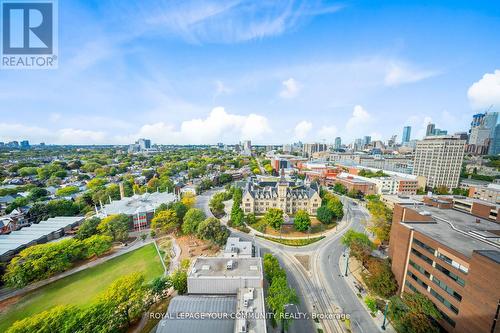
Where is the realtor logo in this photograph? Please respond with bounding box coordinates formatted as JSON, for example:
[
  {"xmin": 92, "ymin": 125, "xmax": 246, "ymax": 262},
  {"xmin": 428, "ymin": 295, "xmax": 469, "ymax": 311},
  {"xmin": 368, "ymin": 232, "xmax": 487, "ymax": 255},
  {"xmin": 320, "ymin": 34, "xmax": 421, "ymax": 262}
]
[{"xmin": 1, "ymin": 0, "xmax": 58, "ymax": 69}]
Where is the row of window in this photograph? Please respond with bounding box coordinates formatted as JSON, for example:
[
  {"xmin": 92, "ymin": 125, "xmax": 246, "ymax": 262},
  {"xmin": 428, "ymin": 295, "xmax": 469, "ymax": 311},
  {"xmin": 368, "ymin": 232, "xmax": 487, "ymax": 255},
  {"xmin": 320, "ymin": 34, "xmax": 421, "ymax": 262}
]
[
  {"xmin": 432, "ymin": 276, "xmax": 462, "ymax": 302},
  {"xmin": 411, "ymin": 248, "xmax": 466, "ymax": 288},
  {"xmin": 430, "ymin": 288, "xmax": 459, "ymax": 315},
  {"xmin": 436, "ymin": 252, "xmax": 469, "ymax": 274},
  {"xmin": 413, "ymin": 238, "xmax": 435, "ymax": 255}
]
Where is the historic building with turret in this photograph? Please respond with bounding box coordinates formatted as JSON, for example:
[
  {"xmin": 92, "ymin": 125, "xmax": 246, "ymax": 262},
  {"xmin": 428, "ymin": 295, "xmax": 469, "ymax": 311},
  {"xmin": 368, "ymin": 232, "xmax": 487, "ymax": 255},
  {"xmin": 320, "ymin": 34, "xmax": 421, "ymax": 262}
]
[{"xmin": 242, "ymin": 171, "xmax": 321, "ymax": 215}]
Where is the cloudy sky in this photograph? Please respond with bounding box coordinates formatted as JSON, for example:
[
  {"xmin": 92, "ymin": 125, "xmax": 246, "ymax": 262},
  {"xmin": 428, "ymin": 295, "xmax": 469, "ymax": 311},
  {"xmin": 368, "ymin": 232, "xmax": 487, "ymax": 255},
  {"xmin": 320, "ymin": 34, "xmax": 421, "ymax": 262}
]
[{"xmin": 1, "ymin": 0, "xmax": 500, "ymax": 145}]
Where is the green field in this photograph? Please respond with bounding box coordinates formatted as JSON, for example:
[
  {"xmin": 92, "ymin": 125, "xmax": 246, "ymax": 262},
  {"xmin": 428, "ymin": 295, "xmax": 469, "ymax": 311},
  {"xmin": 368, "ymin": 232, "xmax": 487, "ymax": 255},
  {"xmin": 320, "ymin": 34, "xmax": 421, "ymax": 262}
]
[{"xmin": 0, "ymin": 243, "xmax": 163, "ymax": 332}]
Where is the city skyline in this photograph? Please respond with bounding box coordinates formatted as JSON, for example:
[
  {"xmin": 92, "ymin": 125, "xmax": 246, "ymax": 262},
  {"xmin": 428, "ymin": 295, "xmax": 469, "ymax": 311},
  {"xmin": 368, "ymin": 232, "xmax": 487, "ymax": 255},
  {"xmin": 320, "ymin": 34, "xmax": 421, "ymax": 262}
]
[{"xmin": 1, "ymin": 1, "xmax": 500, "ymax": 145}]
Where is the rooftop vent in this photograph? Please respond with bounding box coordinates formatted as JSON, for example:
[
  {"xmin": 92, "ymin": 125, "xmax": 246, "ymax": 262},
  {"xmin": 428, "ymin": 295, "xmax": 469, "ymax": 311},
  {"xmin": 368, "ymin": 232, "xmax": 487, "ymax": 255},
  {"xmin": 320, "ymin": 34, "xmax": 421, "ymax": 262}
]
[
  {"xmin": 476, "ymin": 218, "xmax": 481, "ymax": 224},
  {"xmin": 419, "ymin": 211, "xmax": 432, "ymax": 216},
  {"xmin": 227, "ymin": 260, "xmax": 234, "ymax": 270},
  {"xmin": 249, "ymin": 265, "xmax": 258, "ymax": 271},
  {"xmin": 202, "ymin": 265, "xmax": 210, "ymax": 271}
]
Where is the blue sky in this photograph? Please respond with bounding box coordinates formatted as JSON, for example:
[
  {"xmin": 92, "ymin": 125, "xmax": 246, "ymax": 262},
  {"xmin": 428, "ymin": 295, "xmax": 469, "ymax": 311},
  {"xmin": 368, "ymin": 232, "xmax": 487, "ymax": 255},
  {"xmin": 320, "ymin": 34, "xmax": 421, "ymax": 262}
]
[{"xmin": 1, "ymin": 0, "xmax": 500, "ymax": 145}]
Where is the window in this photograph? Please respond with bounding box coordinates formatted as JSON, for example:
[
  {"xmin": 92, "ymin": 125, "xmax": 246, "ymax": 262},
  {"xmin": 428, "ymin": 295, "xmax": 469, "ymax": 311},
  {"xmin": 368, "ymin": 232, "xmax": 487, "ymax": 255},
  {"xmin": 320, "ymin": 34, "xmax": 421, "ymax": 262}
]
[
  {"xmin": 430, "ymin": 288, "xmax": 459, "ymax": 314},
  {"xmin": 436, "ymin": 252, "xmax": 468, "ymax": 274},
  {"xmin": 409, "ymin": 260, "xmax": 430, "ymax": 278},
  {"xmin": 438, "ymin": 309, "xmax": 456, "ymax": 328},
  {"xmin": 434, "ymin": 263, "xmax": 465, "ymax": 287},
  {"xmin": 432, "ymin": 276, "xmax": 462, "ymax": 302},
  {"xmin": 411, "ymin": 248, "xmax": 433, "ymax": 265},
  {"xmin": 407, "ymin": 271, "xmax": 428, "ymax": 289},
  {"xmin": 413, "ymin": 238, "xmax": 435, "ymax": 255}
]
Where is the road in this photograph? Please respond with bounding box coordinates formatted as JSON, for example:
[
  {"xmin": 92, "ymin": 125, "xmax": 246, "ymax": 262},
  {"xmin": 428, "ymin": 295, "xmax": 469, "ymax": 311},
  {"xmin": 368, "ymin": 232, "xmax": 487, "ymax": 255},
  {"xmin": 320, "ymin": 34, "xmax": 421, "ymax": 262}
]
[{"xmin": 195, "ymin": 189, "xmax": 380, "ymax": 333}]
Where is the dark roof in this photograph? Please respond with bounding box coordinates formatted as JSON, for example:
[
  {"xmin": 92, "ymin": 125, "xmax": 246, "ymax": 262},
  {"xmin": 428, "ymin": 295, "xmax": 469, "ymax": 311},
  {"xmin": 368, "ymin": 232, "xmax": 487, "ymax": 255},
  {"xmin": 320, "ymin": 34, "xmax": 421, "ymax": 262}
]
[{"xmin": 476, "ymin": 250, "xmax": 500, "ymax": 264}]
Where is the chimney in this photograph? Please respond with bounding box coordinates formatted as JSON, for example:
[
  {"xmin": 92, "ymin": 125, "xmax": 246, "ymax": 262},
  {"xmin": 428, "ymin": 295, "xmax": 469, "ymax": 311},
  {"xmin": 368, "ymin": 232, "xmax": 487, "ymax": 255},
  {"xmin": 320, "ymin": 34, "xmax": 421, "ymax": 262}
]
[{"xmin": 119, "ymin": 183, "xmax": 125, "ymax": 200}]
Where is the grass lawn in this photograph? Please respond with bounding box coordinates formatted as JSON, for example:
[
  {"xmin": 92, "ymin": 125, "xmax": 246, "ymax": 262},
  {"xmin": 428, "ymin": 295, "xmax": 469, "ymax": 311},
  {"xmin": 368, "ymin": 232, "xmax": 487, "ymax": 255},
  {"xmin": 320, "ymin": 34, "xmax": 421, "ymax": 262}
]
[{"xmin": 0, "ymin": 243, "xmax": 163, "ymax": 332}]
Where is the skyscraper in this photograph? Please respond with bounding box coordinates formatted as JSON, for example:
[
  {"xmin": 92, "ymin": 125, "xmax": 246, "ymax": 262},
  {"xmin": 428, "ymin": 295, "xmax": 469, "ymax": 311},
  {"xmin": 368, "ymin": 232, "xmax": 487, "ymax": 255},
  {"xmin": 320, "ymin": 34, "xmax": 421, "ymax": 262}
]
[
  {"xmin": 426, "ymin": 123, "xmax": 435, "ymax": 137},
  {"xmin": 334, "ymin": 137, "xmax": 342, "ymax": 149},
  {"xmin": 402, "ymin": 126, "xmax": 411, "ymax": 144},
  {"xmin": 413, "ymin": 136, "xmax": 465, "ymax": 188},
  {"xmin": 488, "ymin": 124, "xmax": 500, "ymax": 155},
  {"xmin": 363, "ymin": 136, "xmax": 371, "ymax": 145}
]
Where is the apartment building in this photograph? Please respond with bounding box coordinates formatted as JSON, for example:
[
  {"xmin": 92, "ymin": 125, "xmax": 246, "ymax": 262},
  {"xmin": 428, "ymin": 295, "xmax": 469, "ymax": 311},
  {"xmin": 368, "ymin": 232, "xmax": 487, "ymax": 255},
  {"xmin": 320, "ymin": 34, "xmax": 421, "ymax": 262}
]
[
  {"xmin": 413, "ymin": 136, "xmax": 465, "ymax": 189},
  {"xmin": 334, "ymin": 173, "xmax": 377, "ymax": 195},
  {"xmin": 389, "ymin": 197, "xmax": 500, "ymax": 333}
]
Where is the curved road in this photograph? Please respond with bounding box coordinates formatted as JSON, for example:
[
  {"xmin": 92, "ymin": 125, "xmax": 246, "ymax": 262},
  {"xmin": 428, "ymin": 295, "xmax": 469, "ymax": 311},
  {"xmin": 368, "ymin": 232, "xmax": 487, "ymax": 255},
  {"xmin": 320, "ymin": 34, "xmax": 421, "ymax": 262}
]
[{"xmin": 196, "ymin": 188, "xmax": 380, "ymax": 333}]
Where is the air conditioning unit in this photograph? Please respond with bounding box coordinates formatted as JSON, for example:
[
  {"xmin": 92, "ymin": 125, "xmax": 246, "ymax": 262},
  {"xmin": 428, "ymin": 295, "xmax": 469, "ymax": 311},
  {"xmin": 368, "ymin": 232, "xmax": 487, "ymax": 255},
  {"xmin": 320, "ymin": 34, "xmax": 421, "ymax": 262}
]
[{"xmin": 227, "ymin": 260, "xmax": 234, "ymax": 270}]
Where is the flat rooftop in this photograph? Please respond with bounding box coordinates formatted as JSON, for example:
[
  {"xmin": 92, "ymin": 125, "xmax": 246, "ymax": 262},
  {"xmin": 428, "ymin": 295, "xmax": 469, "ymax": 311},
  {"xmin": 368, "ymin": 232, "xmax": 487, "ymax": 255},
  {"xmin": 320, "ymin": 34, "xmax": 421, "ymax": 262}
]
[
  {"xmin": 190, "ymin": 257, "xmax": 262, "ymax": 278},
  {"xmin": 235, "ymin": 288, "xmax": 267, "ymax": 333},
  {"xmin": 224, "ymin": 237, "xmax": 253, "ymax": 256},
  {"xmin": 402, "ymin": 204, "xmax": 500, "ymax": 258},
  {"xmin": 157, "ymin": 295, "xmax": 237, "ymax": 333}
]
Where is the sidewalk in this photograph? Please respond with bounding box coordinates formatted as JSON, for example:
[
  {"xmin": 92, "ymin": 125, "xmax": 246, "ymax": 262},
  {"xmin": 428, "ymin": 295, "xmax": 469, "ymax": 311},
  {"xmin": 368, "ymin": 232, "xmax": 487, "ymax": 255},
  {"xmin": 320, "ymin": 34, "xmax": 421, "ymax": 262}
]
[
  {"xmin": 338, "ymin": 255, "xmax": 396, "ymax": 333},
  {"xmin": 0, "ymin": 237, "xmax": 152, "ymax": 302}
]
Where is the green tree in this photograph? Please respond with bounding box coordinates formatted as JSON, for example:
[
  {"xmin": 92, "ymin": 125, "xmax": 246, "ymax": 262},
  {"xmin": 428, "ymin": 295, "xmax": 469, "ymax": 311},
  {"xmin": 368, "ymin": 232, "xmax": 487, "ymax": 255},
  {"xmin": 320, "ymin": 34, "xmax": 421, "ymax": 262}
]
[
  {"xmin": 27, "ymin": 187, "xmax": 48, "ymax": 201},
  {"xmin": 182, "ymin": 208, "xmax": 206, "ymax": 234},
  {"xmin": 151, "ymin": 209, "xmax": 179, "ymax": 233},
  {"xmin": 97, "ymin": 214, "xmax": 130, "ymax": 243},
  {"xmin": 263, "ymin": 253, "xmax": 286, "ymax": 284},
  {"xmin": 83, "ymin": 235, "xmax": 113, "ymax": 258},
  {"xmin": 6, "ymin": 305, "xmax": 79, "ymax": 333},
  {"xmin": 389, "ymin": 292, "xmax": 442, "ymax": 333},
  {"xmin": 196, "ymin": 217, "xmax": 230, "ymax": 246},
  {"xmin": 170, "ymin": 269, "xmax": 188, "ymax": 295},
  {"xmin": 333, "ymin": 183, "xmax": 348, "ymax": 195},
  {"xmin": 266, "ymin": 276, "xmax": 299, "ymax": 332},
  {"xmin": 293, "ymin": 210, "xmax": 311, "ymax": 231},
  {"xmin": 264, "ymin": 208, "xmax": 284, "ymax": 230},
  {"xmin": 362, "ymin": 258, "xmax": 398, "ymax": 298},
  {"xmin": 316, "ymin": 205, "xmax": 335, "ymax": 224},
  {"xmin": 75, "ymin": 217, "xmax": 101, "ymax": 240},
  {"xmin": 55, "ymin": 186, "xmax": 79, "ymax": 197},
  {"xmin": 86, "ymin": 177, "xmax": 107, "ymax": 190},
  {"xmin": 342, "ymin": 229, "xmax": 375, "ymax": 265},
  {"xmin": 364, "ymin": 296, "xmax": 377, "ymax": 314}
]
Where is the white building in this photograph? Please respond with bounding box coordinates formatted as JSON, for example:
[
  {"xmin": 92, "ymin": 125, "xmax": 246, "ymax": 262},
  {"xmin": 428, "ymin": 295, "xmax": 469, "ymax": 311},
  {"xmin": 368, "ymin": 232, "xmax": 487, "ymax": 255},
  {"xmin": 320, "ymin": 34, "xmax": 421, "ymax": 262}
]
[{"xmin": 413, "ymin": 136, "xmax": 465, "ymax": 189}]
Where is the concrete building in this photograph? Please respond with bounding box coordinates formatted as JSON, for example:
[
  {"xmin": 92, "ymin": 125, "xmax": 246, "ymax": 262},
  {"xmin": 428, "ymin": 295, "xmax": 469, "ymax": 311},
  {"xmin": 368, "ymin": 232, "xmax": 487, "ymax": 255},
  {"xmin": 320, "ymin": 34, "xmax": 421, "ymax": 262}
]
[
  {"xmin": 223, "ymin": 237, "xmax": 254, "ymax": 258},
  {"xmin": 334, "ymin": 173, "xmax": 377, "ymax": 195},
  {"xmin": 242, "ymin": 172, "xmax": 321, "ymax": 215},
  {"xmin": 388, "ymin": 197, "xmax": 500, "ymax": 333},
  {"xmin": 402, "ymin": 126, "xmax": 411, "ymax": 144},
  {"xmin": 158, "ymin": 255, "xmax": 267, "ymax": 333},
  {"xmin": 468, "ymin": 183, "xmax": 500, "ymax": 204},
  {"xmin": 334, "ymin": 137, "xmax": 342, "ymax": 149},
  {"xmin": 413, "ymin": 136, "xmax": 465, "ymax": 189},
  {"xmin": 303, "ymin": 143, "xmax": 327, "ymax": 158},
  {"xmin": 488, "ymin": 124, "xmax": 500, "ymax": 155}
]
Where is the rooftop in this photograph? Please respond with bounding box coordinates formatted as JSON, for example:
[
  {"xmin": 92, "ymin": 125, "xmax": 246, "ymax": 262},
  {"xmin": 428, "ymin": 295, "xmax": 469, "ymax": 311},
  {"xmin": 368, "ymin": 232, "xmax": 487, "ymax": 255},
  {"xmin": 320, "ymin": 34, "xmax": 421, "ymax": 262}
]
[
  {"xmin": 157, "ymin": 295, "xmax": 237, "ymax": 333},
  {"xmin": 235, "ymin": 288, "xmax": 267, "ymax": 333},
  {"xmin": 189, "ymin": 257, "xmax": 262, "ymax": 279},
  {"xmin": 102, "ymin": 191, "xmax": 176, "ymax": 216},
  {"xmin": 224, "ymin": 237, "xmax": 253, "ymax": 257},
  {"xmin": 0, "ymin": 216, "xmax": 84, "ymax": 257},
  {"xmin": 402, "ymin": 204, "xmax": 500, "ymax": 258}
]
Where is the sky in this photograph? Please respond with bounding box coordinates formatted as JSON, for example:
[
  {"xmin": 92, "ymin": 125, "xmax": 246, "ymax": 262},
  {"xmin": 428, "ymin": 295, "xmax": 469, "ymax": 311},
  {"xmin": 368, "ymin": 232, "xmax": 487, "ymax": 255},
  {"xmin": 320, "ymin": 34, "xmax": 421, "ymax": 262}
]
[{"xmin": 1, "ymin": 0, "xmax": 500, "ymax": 145}]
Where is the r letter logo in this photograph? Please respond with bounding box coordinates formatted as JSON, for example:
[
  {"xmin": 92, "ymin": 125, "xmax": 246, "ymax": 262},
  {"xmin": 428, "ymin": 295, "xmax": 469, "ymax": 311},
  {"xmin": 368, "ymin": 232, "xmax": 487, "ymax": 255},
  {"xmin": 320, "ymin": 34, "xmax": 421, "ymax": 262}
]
[{"xmin": 1, "ymin": 0, "xmax": 58, "ymax": 69}]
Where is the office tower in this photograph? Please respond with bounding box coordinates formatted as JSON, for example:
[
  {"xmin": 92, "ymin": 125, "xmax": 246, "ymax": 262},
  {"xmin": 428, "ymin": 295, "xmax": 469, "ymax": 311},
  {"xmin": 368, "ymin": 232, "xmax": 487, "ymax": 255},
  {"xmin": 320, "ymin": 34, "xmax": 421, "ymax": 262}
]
[
  {"xmin": 426, "ymin": 123, "xmax": 436, "ymax": 137},
  {"xmin": 137, "ymin": 138, "xmax": 151, "ymax": 150},
  {"xmin": 334, "ymin": 137, "xmax": 342, "ymax": 149},
  {"xmin": 363, "ymin": 136, "xmax": 371, "ymax": 145},
  {"xmin": 303, "ymin": 143, "xmax": 327, "ymax": 157},
  {"xmin": 413, "ymin": 136, "xmax": 465, "ymax": 188},
  {"xmin": 489, "ymin": 124, "xmax": 500, "ymax": 155},
  {"xmin": 20, "ymin": 140, "xmax": 30, "ymax": 149},
  {"xmin": 402, "ymin": 126, "xmax": 411, "ymax": 144}
]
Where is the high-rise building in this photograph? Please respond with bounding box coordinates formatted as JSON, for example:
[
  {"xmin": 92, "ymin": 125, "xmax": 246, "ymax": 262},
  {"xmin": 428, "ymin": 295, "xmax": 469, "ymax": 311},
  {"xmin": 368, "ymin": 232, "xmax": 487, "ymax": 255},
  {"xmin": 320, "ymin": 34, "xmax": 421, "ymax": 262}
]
[
  {"xmin": 137, "ymin": 138, "xmax": 151, "ymax": 150},
  {"xmin": 467, "ymin": 111, "xmax": 498, "ymax": 155},
  {"xmin": 334, "ymin": 137, "xmax": 342, "ymax": 149},
  {"xmin": 426, "ymin": 123, "xmax": 436, "ymax": 137},
  {"xmin": 489, "ymin": 124, "xmax": 500, "ymax": 155},
  {"xmin": 413, "ymin": 136, "xmax": 465, "ymax": 189},
  {"xmin": 303, "ymin": 143, "xmax": 327, "ymax": 157},
  {"xmin": 20, "ymin": 140, "xmax": 30, "ymax": 149},
  {"xmin": 363, "ymin": 136, "xmax": 371, "ymax": 145},
  {"xmin": 402, "ymin": 126, "xmax": 411, "ymax": 144}
]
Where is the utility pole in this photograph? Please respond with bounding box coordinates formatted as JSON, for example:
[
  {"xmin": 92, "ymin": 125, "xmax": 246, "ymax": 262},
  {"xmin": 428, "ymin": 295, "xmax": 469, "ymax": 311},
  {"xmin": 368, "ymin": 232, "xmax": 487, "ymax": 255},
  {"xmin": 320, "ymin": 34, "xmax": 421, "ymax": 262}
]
[{"xmin": 381, "ymin": 301, "xmax": 389, "ymax": 330}]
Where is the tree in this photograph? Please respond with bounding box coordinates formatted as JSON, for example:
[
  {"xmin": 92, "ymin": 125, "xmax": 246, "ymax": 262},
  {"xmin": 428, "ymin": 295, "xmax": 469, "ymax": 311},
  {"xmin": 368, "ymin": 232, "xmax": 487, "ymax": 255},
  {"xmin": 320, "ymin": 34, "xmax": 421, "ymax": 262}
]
[
  {"xmin": 181, "ymin": 192, "xmax": 196, "ymax": 207},
  {"xmin": 6, "ymin": 305, "xmax": 80, "ymax": 333},
  {"xmin": 294, "ymin": 210, "xmax": 311, "ymax": 232},
  {"xmin": 364, "ymin": 296, "xmax": 377, "ymax": 314},
  {"xmin": 263, "ymin": 253, "xmax": 286, "ymax": 284},
  {"xmin": 97, "ymin": 214, "xmax": 130, "ymax": 243},
  {"xmin": 266, "ymin": 275, "xmax": 299, "ymax": 332},
  {"xmin": 182, "ymin": 208, "xmax": 206, "ymax": 234},
  {"xmin": 196, "ymin": 217, "xmax": 230, "ymax": 246},
  {"xmin": 389, "ymin": 293, "xmax": 442, "ymax": 333},
  {"xmin": 209, "ymin": 193, "xmax": 225, "ymax": 216},
  {"xmin": 83, "ymin": 235, "xmax": 113, "ymax": 258},
  {"xmin": 55, "ymin": 186, "xmax": 79, "ymax": 197},
  {"xmin": 170, "ymin": 269, "xmax": 188, "ymax": 295},
  {"xmin": 98, "ymin": 273, "xmax": 147, "ymax": 328},
  {"xmin": 264, "ymin": 208, "xmax": 284, "ymax": 230},
  {"xmin": 342, "ymin": 229, "xmax": 375, "ymax": 265},
  {"xmin": 230, "ymin": 188, "xmax": 244, "ymax": 226},
  {"xmin": 362, "ymin": 258, "xmax": 398, "ymax": 298},
  {"xmin": 75, "ymin": 217, "xmax": 101, "ymax": 240},
  {"xmin": 245, "ymin": 213, "xmax": 257, "ymax": 225},
  {"xmin": 333, "ymin": 183, "xmax": 348, "ymax": 195},
  {"xmin": 27, "ymin": 187, "xmax": 48, "ymax": 201},
  {"xmin": 317, "ymin": 205, "xmax": 335, "ymax": 224},
  {"xmin": 151, "ymin": 209, "xmax": 179, "ymax": 234},
  {"xmin": 86, "ymin": 177, "xmax": 107, "ymax": 190}
]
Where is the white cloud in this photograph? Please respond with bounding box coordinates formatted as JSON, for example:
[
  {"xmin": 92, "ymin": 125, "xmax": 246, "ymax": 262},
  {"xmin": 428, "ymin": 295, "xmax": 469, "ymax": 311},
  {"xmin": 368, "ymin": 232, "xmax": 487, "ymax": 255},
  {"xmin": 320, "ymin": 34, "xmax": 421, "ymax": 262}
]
[
  {"xmin": 318, "ymin": 125, "xmax": 338, "ymax": 140},
  {"xmin": 294, "ymin": 120, "xmax": 312, "ymax": 140},
  {"xmin": 467, "ymin": 70, "xmax": 500, "ymax": 110},
  {"xmin": 384, "ymin": 62, "xmax": 438, "ymax": 86},
  {"xmin": 214, "ymin": 80, "xmax": 232, "ymax": 97},
  {"xmin": 126, "ymin": 107, "xmax": 272, "ymax": 144},
  {"xmin": 345, "ymin": 105, "xmax": 371, "ymax": 131},
  {"xmin": 279, "ymin": 78, "xmax": 301, "ymax": 98}
]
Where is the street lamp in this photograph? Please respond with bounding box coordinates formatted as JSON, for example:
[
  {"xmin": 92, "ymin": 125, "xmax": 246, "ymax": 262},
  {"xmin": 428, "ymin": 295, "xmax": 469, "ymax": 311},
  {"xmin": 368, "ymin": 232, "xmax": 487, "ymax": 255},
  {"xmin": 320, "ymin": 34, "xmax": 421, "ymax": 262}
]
[
  {"xmin": 381, "ymin": 301, "xmax": 389, "ymax": 330},
  {"xmin": 344, "ymin": 247, "xmax": 349, "ymax": 277}
]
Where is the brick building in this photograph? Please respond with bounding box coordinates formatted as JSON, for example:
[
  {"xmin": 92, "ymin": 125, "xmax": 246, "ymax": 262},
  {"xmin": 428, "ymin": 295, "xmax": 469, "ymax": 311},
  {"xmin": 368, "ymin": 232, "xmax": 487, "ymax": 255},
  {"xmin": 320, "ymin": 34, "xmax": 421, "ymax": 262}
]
[{"xmin": 388, "ymin": 196, "xmax": 500, "ymax": 333}]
